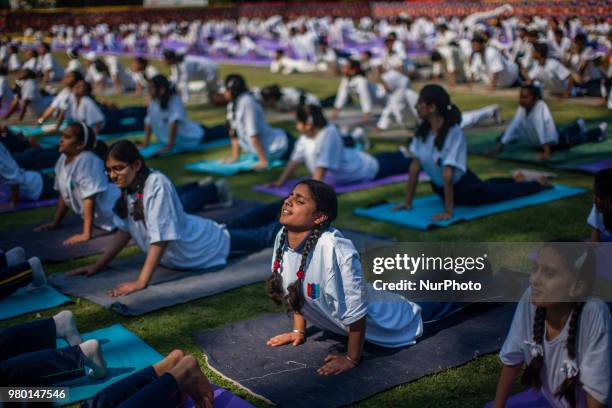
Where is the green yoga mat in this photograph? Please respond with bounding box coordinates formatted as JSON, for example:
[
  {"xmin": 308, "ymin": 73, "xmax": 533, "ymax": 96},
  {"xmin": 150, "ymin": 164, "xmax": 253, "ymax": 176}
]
[{"xmin": 467, "ymin": 119, "xmax": 612, "ymax": 168}]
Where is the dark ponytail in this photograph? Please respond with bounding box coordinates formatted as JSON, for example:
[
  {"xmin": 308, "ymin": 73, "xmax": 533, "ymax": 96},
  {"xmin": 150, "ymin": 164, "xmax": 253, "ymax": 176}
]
[
  {"xmin": 149, "ymin": 74, "xmax": 176, "ymax": 110},
  {"xmin": 107, "ymin": 140, "xmax": 150, "ymax": 221},
  {"xmin": 415, "ymin": 84, "xmax": 462, "ymax": 150},
  {"xmin": 67, "ymin": 122, "xmax": 107, "ymax": 159},
  {"xmin": 266, "ymin": 180, "xmax": 338, "ymax": 313},
  {"xmin": 296, "ymin": 104, "xmax": 327, "ymax": 129}
]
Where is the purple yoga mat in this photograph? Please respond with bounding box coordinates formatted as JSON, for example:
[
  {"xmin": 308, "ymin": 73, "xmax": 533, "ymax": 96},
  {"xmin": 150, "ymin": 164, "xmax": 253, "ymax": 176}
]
[
  {"xmin": 252, "ymin": 173, "xmax": 428, "ymax": 197},
  {"xmin": 574, "ymin": 159, "xmax": 612, "ymax": 174},
  {"xmin": 183, "ymin": 385, "xmax": 255, "ymax": 408},
  {"xmin": 484, "ymin": 389, "xmax": 552, "ymax": 407},
  {"xmin": 0, "ymin": 189, "xmax": 58, "ymax": 214}
]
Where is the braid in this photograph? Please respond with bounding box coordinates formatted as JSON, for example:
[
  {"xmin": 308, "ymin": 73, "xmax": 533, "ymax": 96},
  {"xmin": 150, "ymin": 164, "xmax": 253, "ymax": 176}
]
[
  {"xmin": 522, "ymin": 306, "xmax": 547, "ymax": 389},
  {"xmin": 113, "ymin": 189, "xmax": 128, "ymax": 219},
  {"xmin": 131, "ymin": 167, "xmax": 151, "ymax": 222},
  {"xmin": 555, "ymin": 302, "xmax": 584, "ymax": 408},
  {"xmin": 266, "ymin": 227, "xmax": 288, "ymax": 306}
]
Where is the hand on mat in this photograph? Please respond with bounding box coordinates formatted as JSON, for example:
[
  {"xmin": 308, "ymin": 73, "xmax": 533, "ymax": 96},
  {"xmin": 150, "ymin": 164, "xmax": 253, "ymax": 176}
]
[
  {"xmin": 108, "ymin": 280, "xmax": 146, "ymax": 297},
  {"xmin": 67, "ymin": 264, "xmax": 99, "ymax": 277},
  {"xmin": 63, "ymin": 232, "xmax": 92, "ymax": 245},
  {"xmin": 220, "ymin": 156, "xmax": 238, "ymax": 164},
  {"xmin": 432, "ymin": 212, "xmax": 452, "ymax": 221},
  {"xmin": 317, "ymin": 354, "xmax": 356, "ymax": 376},
  {"xmin": 252, "ymin": 161, "xmax": 269, "ymax": 171},
  {"xmin": 392, "ymin": 202, "xmax": 412, "ymax": 211},
  {"xmin": 266, "ymin": 332, "xmax": 305, "ymax": 347},
  {"xmin": 34, "ymin": 222, "xmax": 59, "ymax": 232}
]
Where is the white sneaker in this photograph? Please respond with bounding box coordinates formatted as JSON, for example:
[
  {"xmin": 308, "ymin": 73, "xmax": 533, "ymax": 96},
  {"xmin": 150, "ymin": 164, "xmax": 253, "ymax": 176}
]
[
  {"xmin": 5, "ymin": 247, "xmax": 26, "ymax": 267},
  {"xmin": 26, "ymin": 257, "xmax": 47, "ymax": 291},
  {"xmin": 215, "ymin": 179, "xmax": 233, "ymax": 208},
  {"xmin": 598, "ymin": 122, "xmax": 608, "ymax": 142},
  {"xmin": 197, "ymin": 176, "xmax": 214, "ymax": 187},
  {"xmin": 576, "ymin": 118, "xmax": 587, "ymax": 134},
  {"xmin": 492, "ymin": 105, "xmax": 503, "ymax": 125}
]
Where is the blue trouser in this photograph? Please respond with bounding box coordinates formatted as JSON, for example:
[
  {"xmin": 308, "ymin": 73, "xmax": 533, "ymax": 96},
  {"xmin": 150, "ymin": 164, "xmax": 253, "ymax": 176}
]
[
  {"xmin": 40, "ymin": 172, "xmax": 58, "ymax": 199},
  {"xmin": 0, "ymin": 318, "xmax": 85, "ymax": 386},
  {"xmin": 556, "ymin": 120, "xmax": 605, "ymax": 149},
  {"xmin": 0, "ymin": 130, "xmax": 31, "ymax": 154},
  {"xmin": 13, "ymin": 147, "xmax": 60, "ymax": 171},
  {"xmin": 431, "ymin": 169, "xmax": 545, "ymax": 206},
  {"xmin": 99, "ymin": 106, "xmax": 147, "ymax": 135},
  {"xmin": 374, "ymin": 151, "xmax": 412, "ymax": 179},
  {"xmin": 226, "ymin": 200, "xmax": 283, "ymax": 257},
  {"xmin": 82, "ymin": 366, "xmax": 182, "ymax": 408},
  {"xmin": 175, "ymin": 182, "xmax": 219, "ymax": 214},
  {"xmin": 201, "ymin": 124, "xmax": 229, "ymax": 142},
  {"xmin": 0, "ymin": 261, "xmax": 33, "ymax": 300}
]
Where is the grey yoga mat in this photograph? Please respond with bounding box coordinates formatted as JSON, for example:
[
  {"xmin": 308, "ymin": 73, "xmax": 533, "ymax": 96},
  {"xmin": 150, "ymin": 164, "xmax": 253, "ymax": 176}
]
[
  {"xmin": 49, "ymin": 229, "xmax": 387, "ymax": 316},
  {"xmin": 194, "ymin": 303, "xmax": 516, "ymax": 408},
  {"xmin": 0, "ymin": 199, "xmax": 259, "ymax": 262}
]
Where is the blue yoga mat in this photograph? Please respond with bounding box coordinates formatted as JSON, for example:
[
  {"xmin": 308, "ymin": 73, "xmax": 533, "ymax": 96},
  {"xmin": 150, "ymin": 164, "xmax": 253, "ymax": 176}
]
[
  {"xmin": 0, "ymin": 286, "xmax": 71, "ymax": 320},
  {"xmin": 354, "ymin": 185, "xmax": 585, "ymax": 231},
  {"xmin": 185, "ymin": 154, "xmax": 285, "ymax": 176},
  {"xmin": 140, "ymin": 139, "xmax": 229, "ymax": 159},
  {"xmin": 9, "ymin": 123, "xmax": 66, "ymax": 137},
  {"xmin": 56, "ymin": 324, "xmax": 163, "ymax": 405}
]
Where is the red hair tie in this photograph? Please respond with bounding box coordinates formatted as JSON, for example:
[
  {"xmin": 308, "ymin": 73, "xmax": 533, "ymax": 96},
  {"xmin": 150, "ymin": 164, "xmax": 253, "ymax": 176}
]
[
  {"xmin": 296, "ymin": 270, "xmax": 304, "ymax": 280},
  {"xmin": 135, "ymin": 192, "xmax": 144, "ymax": 200},
  {"xmin": 273, "ymin": 259, "xmax": 280, "ymax": 271}
]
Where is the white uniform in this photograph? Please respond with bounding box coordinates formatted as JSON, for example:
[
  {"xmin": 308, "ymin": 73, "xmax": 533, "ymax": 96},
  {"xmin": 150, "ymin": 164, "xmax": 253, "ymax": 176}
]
[
  {"xmin": 334, "ymin": 75, "xmax": 385, "ymax": 114},
  {"xmin": 170, "ymin": 56, "xmax": 219, "ymax": 103},
  {"xmin": 145, "ymin": 94, "xmax": 204, "ymax": 150},
  {"xmin": 0, "ymin": 143, "xmax": 43, "ymax": 201},
  {"xmin": 471, "ymin": 46, "xmax": 519, "ymax": 88},
  {"xmin": 290, "ymin": 125, "xmax": 378, "ymax": 185},
  {"xmin": 20, "ymin": 79, "xmax": 52, "ymax": 116},
  {"xmin": 66, "ymin": 59, "xmax": 83, "ymax": 75},
  {"xmin": 587, "ymin": 204, "xmax": 611, "ymax": 240},
  {"xmin": 66, "ymin": 95, "xmax": 105, "ymax": 129},
  {"xmin": 130, "ymin": 65, "xmax": 159, "ymax": 89},
  {"xmin": 501, "ymin": 100, "xmax": 558, "ymax": 147},
  {"xmin": 377, "ymin": 69, "xmax": 416, "ymax": 129},
  {"xmin": 105, "ymin": 56, "xmax": 135, "ymax": 90},
  {"xmin": 410, "ymin": 124, "xmax": 467, "ymax": 186},
  {"xmin": 113, "ymin": 171, "xmax": 230, "ymax": 270},
  {"xmin": 570, "ymin": 47, "xmax": 603, "ymax": 83},
  {"xmin": 7, "ymin": 54, "xmax": 21, "ymax": 72},
  {"xmin": 41, "ymin": 53, "xmax": 64, "ymax": 82},
  {"xmin": 252, "ymin": 86, "xmax": 320, "ymax": 111},
  {"xmin": 528, "ymin": 58, "xmax": 571, "ymax": 95},
  {"xmin": 0, "ymin": 76, "xmax": 13, "ymax": 104},
  {"xmin": 273, "ymin": 228, "xmax": 423, "ymax": 347},
  {"xmin": 22, "ymin": 57, "xmax": 41, "ymax": 74},
  {"xmin": 54, "ymin": 151, "xmax": 119, "ymax": 231},
  {"xmin": 229, "ymin": 93, "xmax": 289, "ymax": 159},
  {"xmin": 500, "ymin": 288, "xmax": 610, "ymax": 408},
  {"xmin": 49, "ymin": 87, "xmax": 72, "ymax": 113}
]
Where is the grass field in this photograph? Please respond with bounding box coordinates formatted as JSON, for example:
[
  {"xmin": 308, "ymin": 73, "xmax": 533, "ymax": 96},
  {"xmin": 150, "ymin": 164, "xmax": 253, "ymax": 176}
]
[{"xmin": 0, "ymin": 53, "xmax": 608, "ymax": 407}]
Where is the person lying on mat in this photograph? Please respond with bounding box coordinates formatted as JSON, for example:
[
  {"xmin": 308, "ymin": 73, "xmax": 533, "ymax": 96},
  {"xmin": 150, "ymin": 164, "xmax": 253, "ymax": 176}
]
[
  {"xmin": 0, "ymin": 142, "xmax": 57, "ymax": 210},
  {"xmin": 394, "ymin": 84, "xmax": 551, "ymax": 221},
  {"xmin": 223, "ymin": 74, "xmax": 292, "ymax": 170},
  {"xmin": 589, "ymin": 169, "xmax": 612, "ymax": 242},
  {"xmin": 492, "ymin": 243, "xmax": 609, "ymax": 408},
  {"xmin": 83, "ymin": 350, "xmax": 214, "ymax": 408},
  {"xmin": 257, "ymin": 84, "xmax": 322, "ymax": 111},
  {"xmin": 68, "ymin": 140, "xmax": 284, "ymax": 297},
  {"xmin": 0, "ymin": 247, "xmax": 46, "ymax": 299},
  {"xmin": 266, "ymin": 180, "xmax": 423, "ymax": 375},
  {"xmin": 34, "ymin": 123, "xmax": 120, "ymax": 245},
  {"xmin": 330, "ymin": 59, "xmax": 385, "ymax": 125},
  {"xmin": 140, "ymin": 75, "xmax": 228, "ymax": 157},
  {"xmin": 267, "ymin": 104, "xmax": 411, "ymax": 188},
  {"xmin": 0, "ymin": 310, "xmax": 107, "ymax": 387},
  {"xmin": 489, "ymin": 84, "xmax": 608, "ymax": 161}
]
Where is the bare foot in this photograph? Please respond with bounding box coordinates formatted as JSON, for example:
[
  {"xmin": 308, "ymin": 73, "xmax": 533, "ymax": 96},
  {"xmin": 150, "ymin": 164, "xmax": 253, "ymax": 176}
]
[
  {"xmin": 512, "ymin": 171, "xmax": 526, "ymax": 182},
  {"xmin": 170, "ymin": 355, "xmax": 214, "ymax": 408},
  {"xmin": 153, "ymin": 349, "xmax": 185, "ymax": 377}
]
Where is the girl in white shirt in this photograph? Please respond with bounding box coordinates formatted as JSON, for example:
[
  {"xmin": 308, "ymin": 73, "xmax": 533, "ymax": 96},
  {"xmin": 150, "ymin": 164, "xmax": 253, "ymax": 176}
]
[
  {"xmin": 266, "ymin": 180, "xmax": 423, "ymax": 375},
  {"xmin": 224, "ymin": 74, "xmax": 291, "ymax": 170},
  {"xmin": 269, "ymin": 104, "xmax": 411, "ymax": 187},
  {"xmin": 332, "ymin": 59, "xmax": 385, "ymax": 124},
  {"xmin": 258, "ymin": 85, "xmax": 322, "ymax": 111},
  {"xmin": 37, "ymin": 70, "xmax": 84, "ymax": 130},
  {"xmin": 38, "ymin": 43, "xmax": 64, "ymax": 84},
  {"xmin": 163, "ymin": 50, "xmax": 220, "ymax": 103},
  {"xmin": 69, "ymin": 140, "xmax": 286, "ymax": 297},
  {"xmin": 396, "ymin": 85, "xmax": 548, "ymax": 221},
  {"xmin": 142, "ymin": 75, "xmax": 227, "ymax": 157},
  {"xmin": 35, "ymin": 123, "xmax": 119, "ymax": 245},
  {"xmin": 589, "ymin": 169, "xmax": 612, "ymax": 242},
  {"xmin": 3, "ymin": 70, "xmax": 52, "ymax": 122},
  {"xmin": 470, "ymin": 35, "xmax": 519, "ymax": 89},
  {"xmin": 493, "ymin": 85, "xmax": 607, "ymax": 161},
  {"xmin": 130, "ymin": 57, "xmax": 159, "ymax": 97},
  {"xmin": 6, "ymin": 45, "xmax": 20, "ymax": 73},
  {"xmin": 493, "ymin": 243, "xmax": 609, "ymax": 408}
]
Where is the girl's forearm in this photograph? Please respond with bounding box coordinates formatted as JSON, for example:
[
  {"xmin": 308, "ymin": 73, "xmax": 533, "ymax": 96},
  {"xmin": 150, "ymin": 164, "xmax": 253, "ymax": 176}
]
[
  {"xmin": 293, "ymin": 312, "xmax": 306, "ymax": 333},
  {"xmin": 81, "ymin": 196, "xmax": 95, "ymax": 237},
  {"xmin": 53, "ymin": 197, "xmax": 68, "ymax": 225},
  {"xmin": 492, "ymin": 364, "xmax": 522, "ymax": 408},
  {"xmin": 346, "ymin": 316, "xmax": 366, "ymax": 362},
  {"xmin": 167, "ymin": 121, "xmax": 178, "ymax": 149},
  {"xmin": 93, "ymin": 230, "xmax": 132, "ymax": 270},
  {"xmin": 138, "ymin": 241, "xmax": 168, "ymax": 286}
]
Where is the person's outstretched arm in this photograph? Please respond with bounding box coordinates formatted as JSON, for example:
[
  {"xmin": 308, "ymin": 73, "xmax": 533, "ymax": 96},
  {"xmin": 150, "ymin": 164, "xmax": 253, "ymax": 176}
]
[{"xmin": 68, "ymin": 230, "xmax": 132, "ymax": 277}]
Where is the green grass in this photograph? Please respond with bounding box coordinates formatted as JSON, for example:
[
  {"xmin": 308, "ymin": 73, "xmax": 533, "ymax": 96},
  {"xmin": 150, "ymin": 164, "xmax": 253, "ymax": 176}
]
[{"xmin": 0, "ymin": 55, "xmax": 607, "ymax": 407}]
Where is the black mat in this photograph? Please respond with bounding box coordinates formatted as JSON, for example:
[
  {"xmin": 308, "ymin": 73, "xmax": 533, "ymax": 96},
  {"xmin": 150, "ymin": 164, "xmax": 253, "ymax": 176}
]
[
  {"xmin": 194, "ymin": 302, "xmax": 516, "ymax": 408},
  {"xmin": 0, "ymin": 199, "xmax": 260, "ymax": 262}
]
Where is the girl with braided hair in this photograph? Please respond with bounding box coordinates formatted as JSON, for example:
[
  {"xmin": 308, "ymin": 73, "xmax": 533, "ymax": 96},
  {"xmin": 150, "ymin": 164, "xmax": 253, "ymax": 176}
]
[
  {"xmin": 266, "ymin": 180, "xmax": 422, "ymax": 376},
  {"xmin": 493, "ymin": 243, "xmax": 610, "ymax": 408},
  {"xmin": 34, "ymin": 122, "xmax": 119, "ymax": 245}
]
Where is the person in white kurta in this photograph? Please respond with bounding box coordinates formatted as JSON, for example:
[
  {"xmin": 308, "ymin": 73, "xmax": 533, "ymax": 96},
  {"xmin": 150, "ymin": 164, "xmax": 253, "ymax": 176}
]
[
  {"xmin": 376, "ymin": 69, "xmax": 417, "ymax": 130},
  {"xmin": 272, "ymin": 227, "xmax": 423, "ymax": 348},
  {"xmin": 526, "ymin": 43, "xmax": 573, "ymax": 96},
  {"xmin": 4, "ymin": 74, "xmax": 52, "ymax": 121},
  {"xmin": 498, "ymin": 288, "xmax": 610, "ymax": 408},
  {"xmin": 39, "ymin": 43, "xmax": 64, "ymax": 84},
  {"xmin": 332, "ymin": 60, "xmax": 385, "ymax": 123},
  {"xmin": 470, "ymin": 37, "xmax": 519, "ymax": 89},
  {"xmin": 164, "ymin": 51, "xmax": 220, "ymax": 103},
  {"xmin": 63, "ymin": 80, "xmax": 106, "ymax": 132},
  {"xmin": 0, "ymin": 142, "xmax": 47, "ymax": 205}
]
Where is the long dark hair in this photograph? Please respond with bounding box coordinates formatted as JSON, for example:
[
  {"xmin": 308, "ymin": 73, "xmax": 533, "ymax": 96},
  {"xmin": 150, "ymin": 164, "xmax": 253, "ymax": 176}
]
[
  {"xmin": 66, "ymin": 122, "xmax": 107, "ymax": 159},
  {"xmin": 594, "ymin": 168, "xmax": 612, "ymax": 233},
  {"xmin": 522, "ymin": 242, "xmax": 596, "ymax": 408},
  {"xmin": 415, "ymin": 84, "xmax": 462, "ymax": 150},
  {"xmin": 266, "ymin": 180, "xmax": 338, "ymax": 313},
  {"xmin": 106, "ymin": 140, "xmax": 150, "ymax": 222},
  {"xmin": 296, "ymin": 104, "xmax": 327, "ymax": 128},
  {"xmin": 225, "ymin": 74, "xmax": 248, "ymax": 102},
  {"xmin": 148, "ymin": 74, "xmax": 175, "ymax": 110}
]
